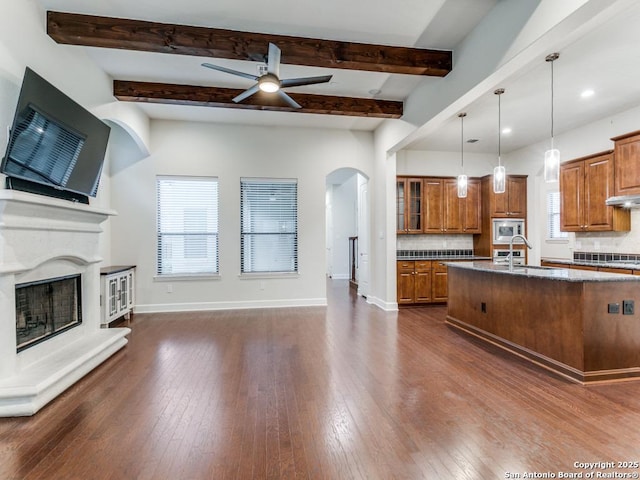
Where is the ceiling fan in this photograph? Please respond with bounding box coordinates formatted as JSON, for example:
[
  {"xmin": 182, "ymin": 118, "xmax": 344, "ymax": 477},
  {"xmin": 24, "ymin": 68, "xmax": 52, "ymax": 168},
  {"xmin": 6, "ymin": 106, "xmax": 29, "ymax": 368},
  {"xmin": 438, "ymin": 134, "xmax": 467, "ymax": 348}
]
[{"xmin": 202, "ymin": 43, "xmax": 333, "ymax": 109}]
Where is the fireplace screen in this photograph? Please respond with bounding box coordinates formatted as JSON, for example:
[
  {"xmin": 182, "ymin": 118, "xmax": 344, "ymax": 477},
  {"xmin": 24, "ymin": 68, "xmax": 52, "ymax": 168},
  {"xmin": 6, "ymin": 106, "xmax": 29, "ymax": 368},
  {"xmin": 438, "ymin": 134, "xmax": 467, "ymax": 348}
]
[{"xmin": 15, "ymin": 274, "xmax": 82, "ymax": 352}]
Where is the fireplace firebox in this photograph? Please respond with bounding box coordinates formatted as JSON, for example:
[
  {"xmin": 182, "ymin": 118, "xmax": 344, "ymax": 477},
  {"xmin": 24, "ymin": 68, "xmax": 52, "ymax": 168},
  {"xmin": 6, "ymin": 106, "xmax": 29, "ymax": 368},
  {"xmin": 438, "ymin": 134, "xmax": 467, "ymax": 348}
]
[{"xmin": 15, "ymin": 274, "xmax": 82, "ymax": 352}]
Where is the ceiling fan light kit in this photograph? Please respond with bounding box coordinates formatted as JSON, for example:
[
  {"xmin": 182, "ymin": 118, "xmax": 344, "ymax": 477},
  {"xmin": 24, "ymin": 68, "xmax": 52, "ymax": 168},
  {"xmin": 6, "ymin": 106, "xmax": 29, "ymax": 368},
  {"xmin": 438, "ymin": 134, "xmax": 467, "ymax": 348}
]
[{"xmin": 258, "ymin": 74, "xmax": 280, "ymax": 93}]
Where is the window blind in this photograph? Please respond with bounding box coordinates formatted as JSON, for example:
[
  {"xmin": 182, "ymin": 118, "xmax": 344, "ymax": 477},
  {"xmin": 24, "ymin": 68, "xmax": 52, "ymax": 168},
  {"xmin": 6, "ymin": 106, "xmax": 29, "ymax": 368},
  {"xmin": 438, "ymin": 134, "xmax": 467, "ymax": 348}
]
[
  {"xmin": 547, "ymin": 191, "xmax": 567, "ymax": 240},
  {"xmin": 157, "ymin": 176, "xmax": 219, "ymax": 275},
  {"xmin": 240, "ymin": 178, "xmax": 298, "ymax": 273}
]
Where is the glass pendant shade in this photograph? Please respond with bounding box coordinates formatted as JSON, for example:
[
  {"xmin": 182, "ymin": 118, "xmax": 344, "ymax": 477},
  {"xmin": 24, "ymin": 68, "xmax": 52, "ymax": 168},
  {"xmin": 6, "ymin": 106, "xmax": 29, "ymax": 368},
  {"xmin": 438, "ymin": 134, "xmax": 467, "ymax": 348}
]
[
  {"xmin": 493, "ymin": 165, "xmax": 506, "ymax": 193},
  {"xmin": 544, "ymin": 148, "xmax": 560, "ymax": 183},
  {"xmin": 457, "ymin": 174, "xmax": 468, "ymax": 198}
]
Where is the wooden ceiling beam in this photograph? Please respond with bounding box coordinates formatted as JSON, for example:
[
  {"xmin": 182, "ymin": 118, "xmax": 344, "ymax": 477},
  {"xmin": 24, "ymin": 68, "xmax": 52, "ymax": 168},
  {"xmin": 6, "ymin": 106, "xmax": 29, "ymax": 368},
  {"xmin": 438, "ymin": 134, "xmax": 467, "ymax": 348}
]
[
  {"xmin": 48, "ymin": 11, "xmax": 451, "ymax": 77},
  {"xmin": 113, "ymin": 80, "xmax": 404, "ymax": 118}
]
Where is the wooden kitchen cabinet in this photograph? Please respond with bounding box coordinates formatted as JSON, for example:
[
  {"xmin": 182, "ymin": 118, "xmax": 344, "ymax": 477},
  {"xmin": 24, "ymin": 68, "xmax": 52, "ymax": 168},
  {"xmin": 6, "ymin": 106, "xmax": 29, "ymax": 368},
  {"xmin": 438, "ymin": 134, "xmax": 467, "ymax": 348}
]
[
  {"xmin": 462, "ymin": 178, "xmax": 481, "ymax": 233},
  {"xmin": 397, "ymin": 260, "xmax": 466, "ymax": 305},
  {"xmin": 560, "ymin": 150, "xmax": 630, "ymax": 232},
  {"xmin": 396, "ymin": 177, "xmax": 424, "ymax": 234},
  {"xmin": 486, "ymin": 175, "xmax": 527, "ymax": 218},
  {"xmin": 396, "ymin": 260, "xmax": 432, "ymax": 304},
  {"xmin": 612, "ymin": 129, "xmax": 640, "ymax": 196},
  {"xmin": 540, "ymin": 260, "xmax": 569, "ymax": 269},
  {"xmin": 423, "ymin": 178, "xmax": 445, "ymax": 233},
  {"xmin": 431, "ymin": 261, "xmax": 449, "ymax": 302},
  {"xmin": 421, "ymin": 177, "xmax": 481, "ymax": 234}
]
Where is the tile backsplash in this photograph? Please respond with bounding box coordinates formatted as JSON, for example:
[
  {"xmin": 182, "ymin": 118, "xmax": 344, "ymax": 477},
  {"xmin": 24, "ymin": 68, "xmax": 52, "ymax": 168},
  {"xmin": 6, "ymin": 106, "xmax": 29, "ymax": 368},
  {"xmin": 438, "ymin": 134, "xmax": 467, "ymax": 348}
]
[
  {"xmin": 396, "ymin": 234, "xmax": 474, "ymax": 251},
  {"xmin": 572, "ymin": 209, "xmax": 640, "ymax": 254}
]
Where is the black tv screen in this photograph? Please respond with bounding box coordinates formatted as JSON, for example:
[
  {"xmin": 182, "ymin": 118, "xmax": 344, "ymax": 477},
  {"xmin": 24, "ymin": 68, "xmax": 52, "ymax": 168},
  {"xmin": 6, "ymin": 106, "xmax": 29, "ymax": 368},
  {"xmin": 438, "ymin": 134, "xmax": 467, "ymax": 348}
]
[{"xmin": 1, "ymin": 67, "xmax": 111, "ymax": 202}]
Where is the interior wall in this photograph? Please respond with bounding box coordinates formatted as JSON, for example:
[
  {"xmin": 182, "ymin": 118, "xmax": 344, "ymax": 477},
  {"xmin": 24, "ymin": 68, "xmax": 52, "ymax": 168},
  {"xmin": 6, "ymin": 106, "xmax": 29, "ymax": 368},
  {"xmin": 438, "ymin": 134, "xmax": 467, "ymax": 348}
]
[
  {"xmin": 109, "ymin": 119, "xmax": 374, "ymax": 312},
  {"xmin": 0, "ymin": 0, "xmax": 119, "ymax": 265}
]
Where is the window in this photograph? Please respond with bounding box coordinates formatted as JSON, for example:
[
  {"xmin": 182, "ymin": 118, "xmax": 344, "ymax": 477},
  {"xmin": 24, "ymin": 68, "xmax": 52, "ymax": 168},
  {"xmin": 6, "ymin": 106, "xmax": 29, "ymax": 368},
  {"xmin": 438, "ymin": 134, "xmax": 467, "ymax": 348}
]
[
  {"xmin": 547, "ymin": 191, "xmax": 568, "ymax": 240},
  {"xmin": 157, "ymin": 176, "xmax": 219, "ymax": 276},
  {"xmin": 241, "ymin": 178, "xmax": 298, "ymax": 274}
]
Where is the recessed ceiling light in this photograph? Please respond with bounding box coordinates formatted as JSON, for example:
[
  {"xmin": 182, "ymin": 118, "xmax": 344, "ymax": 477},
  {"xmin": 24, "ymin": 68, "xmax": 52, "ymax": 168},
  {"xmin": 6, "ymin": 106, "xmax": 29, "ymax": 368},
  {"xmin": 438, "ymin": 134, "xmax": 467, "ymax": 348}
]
[
  {"xmin": 581, "ymin": 89, "xmax": 595, "ymax": 98},
  {"xmin": 502, "ymin": 127, "xmax": 512, "ymax": 134},
  {"xmin": 368, "ymin": 88, "xmax": 381, "ymax": 95}
]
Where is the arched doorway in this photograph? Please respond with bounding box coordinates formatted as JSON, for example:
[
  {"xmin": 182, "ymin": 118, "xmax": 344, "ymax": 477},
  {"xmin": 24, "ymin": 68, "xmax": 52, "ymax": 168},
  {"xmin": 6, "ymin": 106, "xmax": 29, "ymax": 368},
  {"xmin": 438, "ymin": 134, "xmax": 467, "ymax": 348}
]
[{"xmin": 325, "ymin": 168, "xmax": 370, "ymax": 298}]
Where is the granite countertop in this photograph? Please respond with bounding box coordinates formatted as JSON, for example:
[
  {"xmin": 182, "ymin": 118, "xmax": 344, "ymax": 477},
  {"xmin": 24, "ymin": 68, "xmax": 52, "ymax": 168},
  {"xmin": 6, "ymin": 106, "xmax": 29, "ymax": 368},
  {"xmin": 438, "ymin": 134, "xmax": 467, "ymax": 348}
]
[
  {"xmin": 447, "ymin": 261, "xmax": 640, "ymax": 282},
  {"xmin": 542, "ymin": 258, "xmax": 640, "ymax": 270}
]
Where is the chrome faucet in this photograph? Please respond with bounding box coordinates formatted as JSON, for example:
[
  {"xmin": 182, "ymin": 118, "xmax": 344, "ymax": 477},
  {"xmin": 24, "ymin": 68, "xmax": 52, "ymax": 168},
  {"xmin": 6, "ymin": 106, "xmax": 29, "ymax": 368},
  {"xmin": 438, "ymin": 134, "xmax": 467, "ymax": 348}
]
[{"xmin": 509, "ymin": 234, "xmax": 532, "ymax": 272}]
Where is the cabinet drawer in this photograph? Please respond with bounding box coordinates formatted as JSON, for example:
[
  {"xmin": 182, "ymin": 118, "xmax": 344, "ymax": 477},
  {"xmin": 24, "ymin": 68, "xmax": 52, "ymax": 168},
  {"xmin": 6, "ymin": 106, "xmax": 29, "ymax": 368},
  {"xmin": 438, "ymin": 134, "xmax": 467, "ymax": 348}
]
[
  {"xmin": 433, "ymin": 261, "xmax": 448, "ymax": 273},
  {"xmin": 397, "ymin": 260, "xmax": 415, "ymax": 270},
  {"xmin": 415, "ymin": 261, "xmax": 432, "ymax": 272}
]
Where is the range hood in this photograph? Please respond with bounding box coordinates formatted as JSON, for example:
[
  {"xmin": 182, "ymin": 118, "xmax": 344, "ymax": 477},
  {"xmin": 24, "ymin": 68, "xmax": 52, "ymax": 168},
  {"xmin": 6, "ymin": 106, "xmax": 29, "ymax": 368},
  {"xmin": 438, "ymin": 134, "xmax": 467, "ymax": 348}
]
[{"xmin": 606, "ymin": 195, "xmax": 640, "ymax": 207}]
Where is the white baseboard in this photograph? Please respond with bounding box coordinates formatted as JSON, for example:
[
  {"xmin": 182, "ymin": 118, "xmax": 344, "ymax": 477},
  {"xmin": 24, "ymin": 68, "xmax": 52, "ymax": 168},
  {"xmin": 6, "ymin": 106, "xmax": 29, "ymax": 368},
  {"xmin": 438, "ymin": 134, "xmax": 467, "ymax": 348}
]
[
  {"xmin": 366, "ymin": 295, "xmax": 399, "ymax": 311},
  {"xmin": 135, "ymin": 297, "xmax": 328, "ymax": 314},
  {"xmin": 329, "ymin": 274, "xmax": 350, "ymax": 280}
]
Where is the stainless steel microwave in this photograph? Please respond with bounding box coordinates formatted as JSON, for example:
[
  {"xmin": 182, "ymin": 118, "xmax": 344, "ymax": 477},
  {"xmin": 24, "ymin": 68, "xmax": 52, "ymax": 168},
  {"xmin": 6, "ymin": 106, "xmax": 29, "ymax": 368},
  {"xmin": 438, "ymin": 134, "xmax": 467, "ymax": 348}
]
[{"xmin": 492, "ymin": 218, "xmax": 525, "ymax": 244}]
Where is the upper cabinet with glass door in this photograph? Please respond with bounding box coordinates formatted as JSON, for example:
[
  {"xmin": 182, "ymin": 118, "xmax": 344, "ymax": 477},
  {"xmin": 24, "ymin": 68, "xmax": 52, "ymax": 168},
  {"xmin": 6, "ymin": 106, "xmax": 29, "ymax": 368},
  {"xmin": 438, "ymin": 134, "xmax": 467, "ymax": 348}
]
[{"xmin": 397, "ymin": 177, "xmax": 423, "ymax": 234}]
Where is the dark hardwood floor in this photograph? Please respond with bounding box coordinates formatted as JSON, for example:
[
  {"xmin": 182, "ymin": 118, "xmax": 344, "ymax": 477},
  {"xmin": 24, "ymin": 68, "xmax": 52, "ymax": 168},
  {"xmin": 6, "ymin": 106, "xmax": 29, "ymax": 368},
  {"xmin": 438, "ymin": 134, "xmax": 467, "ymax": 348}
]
[{"xmin": 2, "ymin": 280, "xmax": 640, "ymax": 479}]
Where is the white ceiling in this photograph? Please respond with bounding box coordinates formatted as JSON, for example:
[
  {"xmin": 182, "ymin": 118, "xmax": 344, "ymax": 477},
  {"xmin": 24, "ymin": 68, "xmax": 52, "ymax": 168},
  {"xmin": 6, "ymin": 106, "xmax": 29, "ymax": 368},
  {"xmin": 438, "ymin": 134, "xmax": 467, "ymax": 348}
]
[
  {"xmin": 34, "ymin": 0, "xmax": 640, "ymax": 155},
  {"xmin": 35, "ymin": 0, "xmax": 496, "ymax": 131},
  {"xmin": 404, "ymin": 2, "xmax": 640, "ymax": 154}
]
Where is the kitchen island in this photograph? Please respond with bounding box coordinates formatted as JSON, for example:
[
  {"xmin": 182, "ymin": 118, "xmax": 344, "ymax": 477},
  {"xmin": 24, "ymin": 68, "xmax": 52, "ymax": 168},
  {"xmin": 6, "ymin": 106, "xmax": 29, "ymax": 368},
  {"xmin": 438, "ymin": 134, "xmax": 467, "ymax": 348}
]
[{"xmin": 446, "ymin": 261, "xmax": 640, "ymax": 384}]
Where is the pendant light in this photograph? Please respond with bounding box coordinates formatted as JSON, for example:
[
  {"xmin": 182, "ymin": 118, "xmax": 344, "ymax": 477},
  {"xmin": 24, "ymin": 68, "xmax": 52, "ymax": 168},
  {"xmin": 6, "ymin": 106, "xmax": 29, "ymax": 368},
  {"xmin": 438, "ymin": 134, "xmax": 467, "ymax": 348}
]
[
  {"xmin": 457, "ymin": 112, "xmax": 467, "ymax": 198},
  {"xmin": 494, "ymin": 88, "xmax": 506, "ymax": 194},
  {"xmin": 544, "ymin": 52, "xmax": 560, "ymax": 183}
]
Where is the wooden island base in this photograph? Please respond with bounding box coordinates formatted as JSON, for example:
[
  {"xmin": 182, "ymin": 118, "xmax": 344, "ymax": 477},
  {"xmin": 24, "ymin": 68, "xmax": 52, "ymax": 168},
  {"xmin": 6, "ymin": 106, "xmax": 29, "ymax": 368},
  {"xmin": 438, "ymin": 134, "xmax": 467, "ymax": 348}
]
[{"xmin": 446, "ymin": 264, "xmax": 640, "ymax": 384}]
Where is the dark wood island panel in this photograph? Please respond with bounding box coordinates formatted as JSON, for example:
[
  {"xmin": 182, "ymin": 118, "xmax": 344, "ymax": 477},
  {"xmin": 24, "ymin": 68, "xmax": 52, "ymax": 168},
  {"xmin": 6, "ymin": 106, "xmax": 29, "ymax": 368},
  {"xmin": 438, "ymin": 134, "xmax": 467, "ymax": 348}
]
[{"xmin": 446, "ymin": 263, "xmax": 640, "ymax": 384}]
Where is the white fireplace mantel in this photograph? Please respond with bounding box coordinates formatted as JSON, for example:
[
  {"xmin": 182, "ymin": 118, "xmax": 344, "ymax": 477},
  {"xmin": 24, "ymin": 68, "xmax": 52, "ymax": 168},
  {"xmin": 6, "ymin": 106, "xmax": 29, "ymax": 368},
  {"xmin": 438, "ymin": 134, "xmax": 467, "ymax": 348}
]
[{"xmin": 0, "ymin": 190, "xmax": 130, "ymax": 416}]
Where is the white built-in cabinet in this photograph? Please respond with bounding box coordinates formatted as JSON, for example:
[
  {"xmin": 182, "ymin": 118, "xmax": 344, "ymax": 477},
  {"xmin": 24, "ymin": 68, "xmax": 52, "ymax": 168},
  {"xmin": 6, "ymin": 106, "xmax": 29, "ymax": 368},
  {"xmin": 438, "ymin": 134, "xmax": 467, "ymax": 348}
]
[{"xmin": 100, "ymin": 266, "xmax": 135, "ymax": 326}]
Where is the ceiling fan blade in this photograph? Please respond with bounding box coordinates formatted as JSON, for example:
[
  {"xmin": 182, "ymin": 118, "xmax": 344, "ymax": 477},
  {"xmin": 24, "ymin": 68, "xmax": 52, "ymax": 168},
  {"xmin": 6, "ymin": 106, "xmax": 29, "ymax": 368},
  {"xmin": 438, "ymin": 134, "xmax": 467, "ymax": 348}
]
[
  {"xmin": 280, "ymin": 75, "xmax": 333, "ymax": 88},
  {"xmin": 202, "ymin": 63, "xmax": 258, "ymax": 81},
  {"xmin": 278, "ymin": 90, "xmax": 301, "ymax": 109},
  {"xmin": 267, "ymin": 43, "xmax": 281, "ymax": 78},
  {"xmin": 233, "ymin": 84, "xmax": 260, "ymax": 103}
]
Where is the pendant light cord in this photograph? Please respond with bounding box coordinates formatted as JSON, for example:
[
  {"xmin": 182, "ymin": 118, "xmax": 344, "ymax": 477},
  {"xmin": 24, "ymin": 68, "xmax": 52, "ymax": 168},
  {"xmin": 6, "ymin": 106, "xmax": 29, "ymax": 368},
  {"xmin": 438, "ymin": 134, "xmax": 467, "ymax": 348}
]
[
  {"xmin": 459, "ymin": 112, "xmax": 466, "ymax": 173},
  {"xmin": 498, "ymin": 92, "xmax": 502, "ymax": 165},
  {"xmin": 546, "ymin": 52, "xmax": 559, "ymax": 148},
  {"xmin": 551, "ymin": 57, "xmax": 554, "ymax": 141}
]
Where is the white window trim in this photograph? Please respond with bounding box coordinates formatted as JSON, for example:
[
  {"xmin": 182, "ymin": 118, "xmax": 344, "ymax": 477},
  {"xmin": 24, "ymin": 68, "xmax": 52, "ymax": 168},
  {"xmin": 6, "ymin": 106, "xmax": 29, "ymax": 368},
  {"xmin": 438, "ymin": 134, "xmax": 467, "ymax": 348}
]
[
  {"xmin": 156, "ymin": 175, "xmax": 220, "ymax": 277},
  {"xmin": 546, "ymin": 190, "xmax": 569, "ymax": 243},
  {"xmin": 240, "ymin": 177, "xmax": 298, "ymax": 275}
]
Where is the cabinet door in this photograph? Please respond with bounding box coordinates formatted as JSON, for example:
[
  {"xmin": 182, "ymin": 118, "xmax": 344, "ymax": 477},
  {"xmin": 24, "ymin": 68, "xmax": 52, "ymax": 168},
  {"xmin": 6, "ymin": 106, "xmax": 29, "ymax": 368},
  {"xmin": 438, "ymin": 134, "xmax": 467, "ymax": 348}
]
[
  {"xmin": 424, "ymin": 179, "xmax": 444, "ymax": 233},
  {"xmin": 396, "ymin": 178, "xmax": 407, "ymax": 233},
  {"xmin": 490, "ymin": 175, "xmax": 509, "ymax": 217},
  {"xmin": 397, "ymin": 262, "xmax": 415, "ymax": 304},
  {"xmin": 614, "ymin": 133, "xmax": 640, "ymax": 196},
  {"xmin": 443, "ymin": 179, "xmax": 463, "ymax": 233},
  {"xmin": 432, "ymin": 262, "xmax": 448, "ymax": 302},
  {"xmin": 560, "ymin": 161, "xmax": 584, "ymax": 231},
  {"xmin": 414, "ymin": 261, "xmax": 432, "ymax": 303},
  {"xmin": 118, "ymin": 274, "xmax": 128, "ymax": 313},
  {"xmin": 406, "ymin": 178, "xmax": 423, "ymax": 233},
  {"xmin": 128, "ymin": 271, "xmax": 135, "ymax": 309},
  {"xmin": 506, "ymin": 176, "xmax": 527, "ymax": 217},
  {"xmin": 108, "ymin": 277, "xmax": 118, "ymax": 318},
  {"xmin": 463, "ymin": 179, "xmax": 481, "ymax": 233},
  {"xmin": 584, "ymin": 153, "xmax": 614, "ymax": 231}
]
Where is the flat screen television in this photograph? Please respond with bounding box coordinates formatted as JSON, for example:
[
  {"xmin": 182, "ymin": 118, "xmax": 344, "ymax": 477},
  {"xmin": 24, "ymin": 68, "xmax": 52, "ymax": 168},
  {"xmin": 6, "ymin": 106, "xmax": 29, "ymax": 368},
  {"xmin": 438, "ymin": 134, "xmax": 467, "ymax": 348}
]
[{"xmin": 1, "ymin": 67, "xmax": 111, "ymax": 203}]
